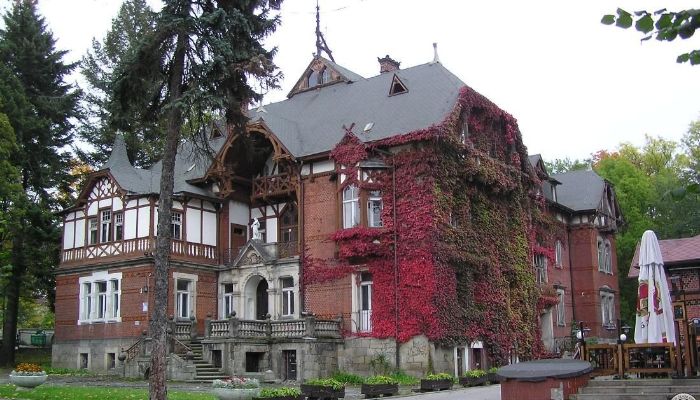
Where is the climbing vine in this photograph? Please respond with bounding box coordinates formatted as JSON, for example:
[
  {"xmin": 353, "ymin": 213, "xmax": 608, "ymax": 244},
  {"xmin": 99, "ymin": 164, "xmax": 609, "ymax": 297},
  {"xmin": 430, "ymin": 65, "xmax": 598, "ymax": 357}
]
[{"xmin": 305, "ymin": 85, "xmax": 563, "ymax": 363}]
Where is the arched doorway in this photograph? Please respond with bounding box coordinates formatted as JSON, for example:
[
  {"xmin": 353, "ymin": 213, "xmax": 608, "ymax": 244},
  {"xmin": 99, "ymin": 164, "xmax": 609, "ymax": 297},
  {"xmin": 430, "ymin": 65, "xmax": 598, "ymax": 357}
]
[
  {"xmin": 256, "ymin": 279, "xmax": 269, "ymax": 320},
  {"xmin": 243, "ymin": 275, "xmax": 270, "ymax": 320}
]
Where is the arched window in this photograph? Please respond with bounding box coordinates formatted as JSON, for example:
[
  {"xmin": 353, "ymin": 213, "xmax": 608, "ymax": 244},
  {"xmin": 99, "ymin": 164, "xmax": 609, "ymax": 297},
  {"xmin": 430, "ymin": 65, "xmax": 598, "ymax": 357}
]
[
  {"xmin": 279, "ymin": 203, "xmax": 298, "ymax": 244},
  {"xmin": 597, "ymin": 236, "xmax": 605, "ymax": 272},
  {"xmin": 555, "ymin": 240, "xmax": 563, "ymax": 268},
  {"xmin": 343, "ymin": 185, "xmax": 360, "ymax": 228}
]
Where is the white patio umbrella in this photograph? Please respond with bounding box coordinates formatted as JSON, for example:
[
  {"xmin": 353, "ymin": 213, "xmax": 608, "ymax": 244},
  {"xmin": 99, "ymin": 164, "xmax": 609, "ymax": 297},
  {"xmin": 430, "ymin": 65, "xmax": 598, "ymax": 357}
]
[{"xmin": 634, "ymin": 230, "xmax": 676, "ymax": 344}]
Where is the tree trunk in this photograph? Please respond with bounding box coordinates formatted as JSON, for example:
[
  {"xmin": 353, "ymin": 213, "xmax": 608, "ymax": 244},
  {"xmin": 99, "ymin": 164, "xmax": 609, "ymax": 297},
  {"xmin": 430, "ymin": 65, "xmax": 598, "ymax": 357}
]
[
  {"xmin": 148, "ymin": 30, "xmax": 187, "ymax": 400},
  {"xmin": 0, "ymin": 235, "xmax": 26, "ymax": 366}
]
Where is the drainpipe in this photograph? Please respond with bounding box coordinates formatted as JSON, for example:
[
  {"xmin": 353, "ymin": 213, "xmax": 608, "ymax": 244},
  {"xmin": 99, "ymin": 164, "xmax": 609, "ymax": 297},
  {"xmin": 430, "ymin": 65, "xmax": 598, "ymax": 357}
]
[{"xmin": 567, "ymin": 225, "xmax": 578, "ymax": 327}]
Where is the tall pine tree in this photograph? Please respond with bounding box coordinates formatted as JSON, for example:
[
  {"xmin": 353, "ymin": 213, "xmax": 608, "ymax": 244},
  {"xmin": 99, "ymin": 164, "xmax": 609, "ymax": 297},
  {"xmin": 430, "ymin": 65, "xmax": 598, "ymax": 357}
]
[
  {"xmin": 0, "ymin": 0, "xmax": 80, "ymax": 366},
  {"xmin": 112, "ymin": 1, "xmax": 281, "ymax": 397},
  {"xmin": 80, "ymin": 0, "xmax": 161, "ymax": 167}
]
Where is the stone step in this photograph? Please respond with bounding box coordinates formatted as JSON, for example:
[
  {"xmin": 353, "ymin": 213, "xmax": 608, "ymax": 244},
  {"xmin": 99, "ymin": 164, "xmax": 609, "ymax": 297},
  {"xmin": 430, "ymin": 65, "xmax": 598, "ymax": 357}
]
[
  {"xmin": 572, "ymin": 394, "xmax": 700, "ymax": 400},
  {"xmin": 580, "ymin": 386, "xmax": 700, "ymax": 394},
  {"xmin": 588, "ymin": 379, "xmax": 700, "ymax": 387}
]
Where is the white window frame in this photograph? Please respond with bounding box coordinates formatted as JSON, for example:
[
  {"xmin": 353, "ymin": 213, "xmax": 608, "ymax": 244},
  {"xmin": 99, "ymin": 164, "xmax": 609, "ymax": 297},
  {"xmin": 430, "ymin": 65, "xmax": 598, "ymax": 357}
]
[
  {"xmin": 600, "ymin": 291, "xmax": 615, "ymax": 327},
  {"xmin": 534, "ymin": 254, "xmax": 547, "ymax": 284},
  {"xmin": 222, "ymin": 283, "xmax": 235, "ymax": 318},
  {"xmin": 100, "ymin": 210, "xmax": 112, "ymax": 242},
  {"xmin": 555, "ymin": 240, "xmax": 563, "ymax": 268},
  {"xmin": 114, "ymin": 212, "xmax": 124, "ymax": 241},
  {"xmin": 171, "ymin": 211, "xmax": 182, "ymax": 240},
  {"xmin": 367, "ymin": 190, "xmax": 383, "ymax": 228},
  {"xmin": 604, "ymin": 239, "xmax": 612, "ymax": 274},
  {"xmin": 556, "ymin": 289, "xmax": 565, "ymax": 326},
  {"xmin": 281, "ymin": 277, "xmax": 295, "ymax": 317},
  {"xmin": 88, "ymin": 218, "xmax": 98, "ymax": 245},
  {"xmin": 174, "ymin": 272, "xmax": 197, "ymax": 320},
  {"xmin": 359, "ymin": 272, "xmax": 373, "ymax": 332},
  {"xmin": 342, "ymin": 185, "xmax": 360, "ymax": 228},
  {"xmin": 78, "ymin": 271, "xmax": 122, "ymax": 324},
  {"xmin": 597, "ymin": 236, "xmax": 605, "ymax": 272}
]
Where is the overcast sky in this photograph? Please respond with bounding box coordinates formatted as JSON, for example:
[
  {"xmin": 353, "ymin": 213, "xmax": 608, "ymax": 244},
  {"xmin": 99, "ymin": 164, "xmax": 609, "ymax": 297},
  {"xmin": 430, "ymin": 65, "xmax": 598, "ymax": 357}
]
[{"xmin": 4, "ymin": 0, "xmax": 699, "ymax": 161}]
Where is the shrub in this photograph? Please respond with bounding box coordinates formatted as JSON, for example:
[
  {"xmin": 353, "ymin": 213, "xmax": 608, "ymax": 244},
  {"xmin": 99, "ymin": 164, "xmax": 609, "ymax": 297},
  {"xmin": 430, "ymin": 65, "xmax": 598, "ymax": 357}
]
[
  {"xmin": 487, "ymin": 367, "xmax": 499, "ymax": 374},
  {"xmin": 424, "ymin": 373, "xmax": 453, "ymax": 381},
  {"xmin": 304, "ymin": 378, "xmax": 344, "ymax": 390},
  {"xmin": 390, "ymin": 371, "xmax": 419, "ymax": 385},
  {"xmin": 330, "ymin": 371, "xmax": 364, "ymax": 385},
  {"xmin": 364, "ymin": 375, "xmax": 398, "ymax": 385},
  {"xmin": 258, "ymin": 387, "xmax": 301, "ymax": 398},
  {"xmin": 464, "ymin": 369, "xmax": 486, "ymax": 378},
  {"xmin": 212, "ymin": 376, "xmax": 260, "ymax": 389},
  {"xmin": 369, "ymin": 354, "xmax": 393, "ymax": 376}
]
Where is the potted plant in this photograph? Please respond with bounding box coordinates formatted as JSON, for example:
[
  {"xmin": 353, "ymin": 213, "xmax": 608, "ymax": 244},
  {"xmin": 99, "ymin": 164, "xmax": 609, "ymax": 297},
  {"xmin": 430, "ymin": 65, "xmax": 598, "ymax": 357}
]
[
  {"xmin": 301, "ymin": 378, "xmax": 345, "ymax": 399},
  {"xmin": 254, "ymin": 387, "xmax": 302, "ymax": 400},
  {"xmin": 459, "ymin": 369, "xmax": 487, "ymax": 387},
  {"xmin": 420, "ymin": 373, "xmax": 453, "ymax": 391},
  {"xmin": 486, "ymin": 367, "xmax": 501, "ymax": 384},
  {"xmin": 212, "ymin": 376, "xmax": 261, "ymax": 400},
  {"xmin": 361, "ymin": 375, "xmax": 399, "ymax": 398},
  {"xmin": 9, "ymin": 363, "xmax": 48, "ymax": 390}
]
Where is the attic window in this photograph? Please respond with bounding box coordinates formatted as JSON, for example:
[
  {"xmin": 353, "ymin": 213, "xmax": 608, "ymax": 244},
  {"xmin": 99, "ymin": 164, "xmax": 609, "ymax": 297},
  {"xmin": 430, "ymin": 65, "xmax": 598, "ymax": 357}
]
[
  {"xmin": 389, "ymin": 74, "xmax": 407, "ymax": 96},
  {"xmin": 210, "ymin": 127, "xmax": 223, "ymax": 139}
]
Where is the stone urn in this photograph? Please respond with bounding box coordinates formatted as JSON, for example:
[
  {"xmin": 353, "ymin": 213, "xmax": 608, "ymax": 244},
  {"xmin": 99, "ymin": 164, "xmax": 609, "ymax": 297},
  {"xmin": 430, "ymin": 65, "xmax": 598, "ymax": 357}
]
[
  {"xmin": 9, "ymin": 373, "xmax": 48, "ymax": 390},
  {"xmin": 212, "ymin": 387, "xmax": 260, "ymax": 400}
]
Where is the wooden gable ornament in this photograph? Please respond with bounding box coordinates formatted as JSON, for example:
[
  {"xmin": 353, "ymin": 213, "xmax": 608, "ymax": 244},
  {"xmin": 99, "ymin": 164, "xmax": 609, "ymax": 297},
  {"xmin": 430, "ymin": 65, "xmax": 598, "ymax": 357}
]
[{"xmin": 287, "ymin": 57, "xmax": 359, "ymax": 98}]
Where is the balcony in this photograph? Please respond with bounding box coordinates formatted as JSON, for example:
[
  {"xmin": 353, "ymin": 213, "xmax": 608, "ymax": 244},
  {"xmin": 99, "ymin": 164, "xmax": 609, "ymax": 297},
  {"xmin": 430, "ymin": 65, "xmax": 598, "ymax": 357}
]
[
  {"xmin": 204, "ymin": 315, "xmax": 341, "ymax": 340},
  {"xmin": 251, "ymin": 173, "xmax": 297, "ymax": 202},
  {"xmin": 60, "ymin": 238, "xmax": 218, "ymax": 267},
  {"xmin": 223, "ymin": 241, "xmax": 299, "ymax": 266}
]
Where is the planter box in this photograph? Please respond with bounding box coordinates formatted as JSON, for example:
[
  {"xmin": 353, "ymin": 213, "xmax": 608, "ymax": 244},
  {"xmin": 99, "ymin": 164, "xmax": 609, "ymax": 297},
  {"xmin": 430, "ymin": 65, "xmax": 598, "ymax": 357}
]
[
  {"xmin": 212, "ymin": 388, "xmax": 260, "ymax": 400},
  {"xmin": 420, "ymin": 378, "xmax": 453, "ymax": 391},
  {"xmin": 360, "ymin": 383, "xmax": 399, "ymax": 398},
  {"xmin": 459, "ymin": 376, "xmax": 487, "ymax": 387},
  {"xmin": 300, "ymin": 384, "xmax": 345, "ymax": 400},
  {"xmin": 253, "ymin": 396, "xmax": 302, "ymax": 400},
  {"xmin": 9, "ymin": 374, "xmax": 48, "ymax": 390}
]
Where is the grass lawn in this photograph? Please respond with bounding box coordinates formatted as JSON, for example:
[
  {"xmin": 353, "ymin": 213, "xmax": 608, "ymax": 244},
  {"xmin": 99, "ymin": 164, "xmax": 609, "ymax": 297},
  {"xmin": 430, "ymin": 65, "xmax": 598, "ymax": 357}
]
[{"xmin": 0, "ymin": 385, "xmax": 216, "ymax": 400}]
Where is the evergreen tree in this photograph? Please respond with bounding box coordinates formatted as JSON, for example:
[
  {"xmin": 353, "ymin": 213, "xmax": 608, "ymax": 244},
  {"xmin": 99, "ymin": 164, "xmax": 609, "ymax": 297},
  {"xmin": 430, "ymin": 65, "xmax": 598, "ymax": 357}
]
[
  {"xmin": 112, "ymin": 1, "xmax": 282, "ymax": 397},
  {"xmin": 0, "ymin": 0, "xmax": 80, "ymax": 366},
  {"xmin": 80, "ymin": 0, "xmax": 160, "ymax": 167}
]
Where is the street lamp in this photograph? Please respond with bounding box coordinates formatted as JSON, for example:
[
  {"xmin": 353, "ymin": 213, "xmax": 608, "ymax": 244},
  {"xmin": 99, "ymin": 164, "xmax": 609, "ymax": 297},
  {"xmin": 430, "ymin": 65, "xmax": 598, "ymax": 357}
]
[{"xmin": 358, "ymin": 154, "xmax": 398, "ymax": 370}]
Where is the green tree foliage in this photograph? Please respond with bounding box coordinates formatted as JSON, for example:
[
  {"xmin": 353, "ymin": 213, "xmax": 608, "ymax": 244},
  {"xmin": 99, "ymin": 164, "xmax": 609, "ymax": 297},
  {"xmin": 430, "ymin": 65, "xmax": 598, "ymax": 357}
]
[
  {"xmin": 79, "ymin": 0, "xmax": 161, "ymax": 167},
  {"xmin": 112, "ymin": 1, "xmax": 282, "ymax": 397},
  {"xmin": 593, "ymin": 131, "xmax": 700, "ymax": 325},
  {"xmin": 545, "ymin": 157, "xmax": 590, "ymax": 174},
  {"xmin": 602, "ymin": 8, "xmax": 700, "ymax": 65},
  {"xmin": 0, "ymin": 0, "xmax": 80, "ymax": 366}
]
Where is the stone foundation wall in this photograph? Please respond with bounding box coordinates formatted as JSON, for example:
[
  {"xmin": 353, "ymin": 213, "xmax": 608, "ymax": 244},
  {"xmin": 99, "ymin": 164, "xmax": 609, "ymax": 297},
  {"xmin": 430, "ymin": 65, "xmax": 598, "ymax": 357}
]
[{"xmin": 52, "ymin": 338, "xmax": 137, "ymax": 373}]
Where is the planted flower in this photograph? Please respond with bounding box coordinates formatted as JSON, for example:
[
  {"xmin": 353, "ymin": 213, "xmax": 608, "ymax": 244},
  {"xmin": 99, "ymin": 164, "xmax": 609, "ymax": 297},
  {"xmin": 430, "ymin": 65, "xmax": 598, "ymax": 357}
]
[
  {"xmin": 213, "ymin": 376, "xmax": 261, "ymax": 389},
  {"xmin": 257, "ymin": 387, "xmax": 302, "ymax": 398},
  {"xmin": 301, "ymin": 378, "xmax": 345, "ymax": 399},
  {"xmin": 11, "ymin": 363, "xmax": 46, "ymax": 376},
  {"xmin": 420, "ymin": 373, "xmax": 453, "ymax": 391},
  {"xmin": 9, "ymin": 363, "xmax": 48, "ymax": 389},
  {"xmin": 362, "ymin": 375, "xmax": 399, "ymax": 397}
]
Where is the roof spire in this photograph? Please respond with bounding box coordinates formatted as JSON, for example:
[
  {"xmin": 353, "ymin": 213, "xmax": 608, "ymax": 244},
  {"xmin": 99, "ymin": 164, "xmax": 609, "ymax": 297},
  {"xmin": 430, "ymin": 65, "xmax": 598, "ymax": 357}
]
[
  {"xmin": 315, "ymin": 0, "xmax": 335, "ymax": 62},
  {"xmin": 431, "ymin": 42, "xmax": 440, "ymax": 64}
]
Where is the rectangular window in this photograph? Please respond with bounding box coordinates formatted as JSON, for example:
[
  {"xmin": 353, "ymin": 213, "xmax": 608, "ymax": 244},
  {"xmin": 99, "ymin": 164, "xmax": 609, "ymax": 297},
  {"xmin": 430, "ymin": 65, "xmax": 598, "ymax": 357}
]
[
  {"xmin": 367, "ymin": 191, "xmax": 383, "ymax": 228},
  {"xmin": 79, "ymin": 272, "xmax": 122, "ymax": 324},
  {"xmin": 82, "ymin": 282, "xmax": 92, "ymax": 320},
  {"xmin": 223, "ymin": 283, "xmax": 234, "ymax": 318},
  {"xmin": 556, "ymin": 289, "xmax": 565, "ymax": 326},
  {"xmin": 534, "ymin": 254, "xmax": 547, "ymax": 284},
  {"xmin": 100, "ymin": 210, "xmax": 112, "ymax": 242},
  {"xmin": 171, "ymin": 212, "xmax": 182, "ymax": 240},
  {"xmin": 281, "ymin": 278, "xmax": 294, "ymax": 317},
  {"xmin": 597, "ymin": 236, "xmax": 605, "ymax": 272},
  {"xmin": 96, "ymin": 281, "xmax": 107, "ymax": 319},
  {"xmin": 110, "ymin": 279, "xmax": 120, "ymax": 318},
  {"xmin": 342, "ymin": 185, "xmax": 360, "ymax": 228},
  {"xmin": 555, "ymin": 240, "xmax": 563, "ymax": 268},
  {"xmin": 107, "ymin": 353, "xmax": 116, "ymax": 369},
  {"xmin": 601, "ymin": 292, "xmax": 615, "ymax": 327},
  {"xmin": 114, "ymin": 212, "xmax": 123, "ymax": 241},
  {"xmin": 88, "ymin": 218, "xmax": 98, "ymax": 245},
  {"xmin": 177, "ymin": 279, "xmax": 191, "ymax": 319},
  {"xmin": 359, "ymin": 272, "xmax": 372, "ymax": 332}
]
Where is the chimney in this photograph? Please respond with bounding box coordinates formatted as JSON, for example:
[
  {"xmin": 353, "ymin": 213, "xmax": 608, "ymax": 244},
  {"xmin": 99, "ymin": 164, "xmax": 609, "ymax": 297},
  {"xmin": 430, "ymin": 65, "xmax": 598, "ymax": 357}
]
[{"xmin": 378, "ymin": 55, "xmax": 401, "ymax": 73}]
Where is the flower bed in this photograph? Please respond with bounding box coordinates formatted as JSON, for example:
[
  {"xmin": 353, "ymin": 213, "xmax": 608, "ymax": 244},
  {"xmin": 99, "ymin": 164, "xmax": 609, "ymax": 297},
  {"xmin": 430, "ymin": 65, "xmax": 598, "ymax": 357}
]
[
  {"xmin": 253, "ymin": 387, "xmax": 302, "ymax": 400},
  {"xmin": 459, "ymin": 369, "xmax": 487, "ymax": 387}
]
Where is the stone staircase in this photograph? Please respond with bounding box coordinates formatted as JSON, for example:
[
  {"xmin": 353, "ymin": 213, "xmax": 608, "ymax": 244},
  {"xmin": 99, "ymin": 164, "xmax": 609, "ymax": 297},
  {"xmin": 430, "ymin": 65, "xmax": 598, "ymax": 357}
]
[
  {"xmin": 178, "ymin": 340, "xmax": 228, "ymax": 382},
  {"xmin": 571, "ymin": 379, "xmax": 700, "ymax": 400}
]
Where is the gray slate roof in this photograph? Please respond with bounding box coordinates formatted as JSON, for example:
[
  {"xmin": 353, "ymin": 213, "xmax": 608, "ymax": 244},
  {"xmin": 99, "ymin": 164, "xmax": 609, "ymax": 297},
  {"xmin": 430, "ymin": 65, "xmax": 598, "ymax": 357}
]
[
  {"xmin": 552, "ymin": 170, "xmax": 605, "ymax": 212},
  {"xmin": 251, "ymin": 61, "xmax": 466, "ymax": 158},
  {"xmin": 101, "ymin": 134, "xmax": 224, "ymax": 199}
]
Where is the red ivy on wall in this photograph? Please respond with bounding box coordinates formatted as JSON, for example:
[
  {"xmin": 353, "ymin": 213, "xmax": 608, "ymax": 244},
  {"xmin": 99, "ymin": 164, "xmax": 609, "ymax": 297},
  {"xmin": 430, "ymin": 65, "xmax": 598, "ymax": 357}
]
[{"xmin": 304, "ymin": 85, "xmax": 562, "ymax": 363}]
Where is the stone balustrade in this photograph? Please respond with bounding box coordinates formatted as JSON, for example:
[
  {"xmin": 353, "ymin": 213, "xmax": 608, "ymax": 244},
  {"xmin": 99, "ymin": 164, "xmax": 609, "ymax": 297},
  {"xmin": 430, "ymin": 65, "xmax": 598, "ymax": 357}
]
[{"xmin": 204, "ymin": 314, "xmax": 341, "ymax": 339}]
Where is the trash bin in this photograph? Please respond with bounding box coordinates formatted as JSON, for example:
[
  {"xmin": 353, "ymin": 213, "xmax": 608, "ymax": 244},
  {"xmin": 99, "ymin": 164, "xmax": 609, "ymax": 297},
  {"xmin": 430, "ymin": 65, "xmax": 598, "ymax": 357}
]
[{"xmin": 30, "ymin": 330, "xmax": 46, "ymax": 347}]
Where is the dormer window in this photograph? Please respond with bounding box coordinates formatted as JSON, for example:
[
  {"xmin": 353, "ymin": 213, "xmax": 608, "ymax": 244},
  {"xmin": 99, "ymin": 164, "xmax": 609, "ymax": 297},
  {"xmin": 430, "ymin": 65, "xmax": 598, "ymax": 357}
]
[{"xmin": 389, "ymin": 74, "xmax": 407, "ymax": 96}]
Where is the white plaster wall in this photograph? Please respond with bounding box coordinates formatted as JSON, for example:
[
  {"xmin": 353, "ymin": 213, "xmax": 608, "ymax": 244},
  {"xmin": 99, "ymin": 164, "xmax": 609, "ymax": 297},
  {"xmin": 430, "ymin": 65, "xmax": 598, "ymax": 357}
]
[
  {"xmin": 76, "ymin": 210, "xmax": 85, "ymax": 219},
  {"xmin": 88, "ymin": 202, "xmax": 98, "ymax": 216},
  {"xmin": 98, "ymin": 199, "xmax": 111, "ymax": 209},
  {"xmin": 75, "ymin": 220, "xmax": 85, "ymax": 247},
  {"xmin": 314, "ymin": 160, "xmax": 334, "ymax": 173},
  {"xmin": 202, "ymin": 212, "xmax": 217, "ymax": 246},
  {"xmin": 138, "ymin": 198, "xmax": 149, "ymax": 206},
  {"xmin": 186, "ymin": 209, "xmax": 202, "ymax": 243},
  {"xmin": 229, "ymin": 201, "xmax": 249, "ymax": 226},
  {"xmin": 137, "ymin": 207, "xmax": 150, "ymax": 238},
  {"xmin": 173, "ymin": 200, "xmax": 182, "ymax": 210},
  {"xmin": 63, "ymin": 221, "xmax": 75, "ymax": 249},
  {"xmin": 301, "ymin": 164, "xmax": 311, "ymax": 176},
  {"xmin": 113, "ymin": 197, "xmax": 123, "ymax": 210},
  {"xmin": 124, "ymin": 209, "xmax": 137, "ymax": 240},
  {"xmin": 266, "ymin": 217, "xmax": 278, "ymax": 243},
  {"xmin": 251, "ymin": 208, "xmax": 263, "ymax": 220},
  {"xmin": 203, "ymin": 200, "xmax": 216, "ymax": 211}
]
